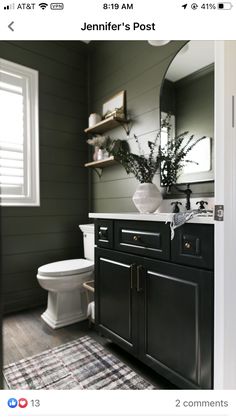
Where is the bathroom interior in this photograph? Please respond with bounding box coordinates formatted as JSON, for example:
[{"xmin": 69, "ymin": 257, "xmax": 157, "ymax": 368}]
[{"xmin": 0, "ymin": 40, "xmax": 236, "ymax": 390}]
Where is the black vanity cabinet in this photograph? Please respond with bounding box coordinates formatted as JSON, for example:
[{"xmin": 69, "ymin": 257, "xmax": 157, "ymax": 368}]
[
  {"xmin": 95, "ymin": 249, "xmax": 139, "ymax": 355},
  {"xmin": 95, "ymin": 219, "xmax": 214, "ymax": 389},
  {"xmin": 138, "ymin": 258, "xmax": 213, "ymax": 389}
]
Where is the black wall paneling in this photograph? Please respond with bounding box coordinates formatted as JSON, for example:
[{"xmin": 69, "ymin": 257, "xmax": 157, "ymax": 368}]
[{"xmin": 0, "ymin": 41, "xmax": 89, "ymax": 313}]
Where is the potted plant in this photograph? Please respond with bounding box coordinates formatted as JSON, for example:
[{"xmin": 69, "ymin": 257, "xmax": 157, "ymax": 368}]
[
  {"xmin": 87, "ymin": 118, "xmax": 206, "ymax": 214},
  {"xmin": 104, "ymin": 135, "xmax": 163, "ymax": 213}
]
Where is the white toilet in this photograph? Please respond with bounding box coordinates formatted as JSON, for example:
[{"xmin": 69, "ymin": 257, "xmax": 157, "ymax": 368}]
[{"xmin": 37, "ymin": 224, "xmax": 94, "ymax": 329}]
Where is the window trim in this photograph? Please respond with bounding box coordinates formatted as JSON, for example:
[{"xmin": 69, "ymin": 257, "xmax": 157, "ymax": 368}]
[{"xmin": 0, "ymin": 58, "xmax": 40, "ymax": 206}]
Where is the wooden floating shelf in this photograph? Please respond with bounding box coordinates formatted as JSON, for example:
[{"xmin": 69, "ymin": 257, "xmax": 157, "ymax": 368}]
[
  {"xmin": 84, "ymin": 156, "xmax": 117, "ymax": 169},
  {"xmin": 84, "ymin": 116, "xmax": 127, "ymax": 134}
]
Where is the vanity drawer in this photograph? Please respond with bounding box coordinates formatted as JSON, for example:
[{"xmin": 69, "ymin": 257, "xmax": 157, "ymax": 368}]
[
  {"xmin": 114, "ymin": 220, "xmax": 170, "ymax": 260},
  {"xmin": 95, "ymin": 220, "xmax": 113, "ymax": 249},
  {"xmin": 171, "ymin": 224, "xmax": 214, "ymax": 270}
]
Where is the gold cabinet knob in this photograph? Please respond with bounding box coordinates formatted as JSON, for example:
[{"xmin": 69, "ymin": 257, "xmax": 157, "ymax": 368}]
[
  {"xmin": 184, "ymin": 241, "xmax": 191, "ymax": 249},
  {"xmin": 133, "ymin": 235, "xmax": 140, "ymax": 241}
]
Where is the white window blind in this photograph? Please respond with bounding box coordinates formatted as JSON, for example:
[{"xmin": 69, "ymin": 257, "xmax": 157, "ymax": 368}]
[{"xmin": 0, "ymin": 59, "xmax": 39, "ymax": 206}]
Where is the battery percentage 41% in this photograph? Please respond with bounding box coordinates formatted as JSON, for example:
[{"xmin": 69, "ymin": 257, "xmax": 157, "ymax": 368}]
[{"xmin": 201, "ymin": 3, "xmax": 217, "ymax": 8}]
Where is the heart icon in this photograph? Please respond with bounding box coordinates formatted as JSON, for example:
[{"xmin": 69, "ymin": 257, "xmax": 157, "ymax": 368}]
[{"xmin": 18, "ymin": 398, "xmax": 28, "ymax": 408}]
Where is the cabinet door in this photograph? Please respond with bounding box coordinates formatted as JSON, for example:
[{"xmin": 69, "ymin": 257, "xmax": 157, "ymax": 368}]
[
  {"xmin": 95, "ymin": 248, "xmax": 138, "ymax": 354},
  {"xmin": 139, "ymin": 258, "xmax": 213, "ymax": 389}
]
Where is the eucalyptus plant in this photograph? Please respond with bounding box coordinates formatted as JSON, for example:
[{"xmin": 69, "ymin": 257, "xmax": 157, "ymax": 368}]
[
  {"xmin": 160, "ymin": 114, "xmax": 206, "ymax": 187},
  {"xmin": 88, "ymin": 115, "xmax": 206, "ymax": 186},
  {"xmin": 104, "ymin": 134, "xmax": 162, "ymax": 183}
]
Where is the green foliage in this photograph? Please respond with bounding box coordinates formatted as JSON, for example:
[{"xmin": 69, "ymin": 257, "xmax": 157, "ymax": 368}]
[
  {"xmin": 101, "ymin": 114, "xmax": 206, "ymax": 186},
  {"xmin": 160, "ymin": 114, "xmax": 206, "ymax": 186},
  {"xmin": 105, "ymin": 135, "xmax": 161, "ymax": 183}
]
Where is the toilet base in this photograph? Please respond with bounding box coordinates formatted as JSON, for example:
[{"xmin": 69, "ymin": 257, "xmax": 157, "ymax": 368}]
[
  {"xmin": 41, "ymin": 310, "xmax": 86, "ymax": 329},
  {"xmin": 41, "ymin": 288, "xmax": 87, "ymax": 329}
]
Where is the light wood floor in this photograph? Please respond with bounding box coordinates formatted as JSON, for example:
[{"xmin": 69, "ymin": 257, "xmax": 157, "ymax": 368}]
[{"xmin": 3, "ymin": 307, "xmax": 175, "ymax": 389}]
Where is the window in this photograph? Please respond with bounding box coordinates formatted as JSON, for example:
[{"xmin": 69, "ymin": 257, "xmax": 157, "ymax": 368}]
[{"xmin": 0, "ymin": 58, "xmax": 39, "ymax": 206}]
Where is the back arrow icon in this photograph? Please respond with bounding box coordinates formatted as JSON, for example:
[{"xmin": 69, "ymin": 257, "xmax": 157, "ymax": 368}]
[{"xmin": 8, "ymin": 21, "xmax": 14, "ymax": 31}]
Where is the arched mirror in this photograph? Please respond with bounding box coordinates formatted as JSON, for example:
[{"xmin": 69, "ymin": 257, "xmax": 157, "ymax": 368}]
[{"xmin": 160, "ymin": 41, "xmax": 214, "ymax": 187}]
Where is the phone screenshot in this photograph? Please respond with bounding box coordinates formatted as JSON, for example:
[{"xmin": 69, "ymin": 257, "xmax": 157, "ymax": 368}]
[{"xmin": 0, "ymin": 0, "xmax": 236, "ymax": 418}]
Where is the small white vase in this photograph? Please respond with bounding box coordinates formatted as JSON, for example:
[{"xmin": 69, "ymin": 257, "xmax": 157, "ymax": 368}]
[
  {"xmin": 132, "ymin": 183, "xmax": 163, "ymax": 214},
  {"xmin": 97, "ymin": 148, "xmax": 103, "ymax": 160},
  {"xmin": 89, "ymin": 113, "xmax": 101, "ymax": 127},
  {"xmin": 93, "ymin": 146, "xmax": 99, "ymax": 161}
]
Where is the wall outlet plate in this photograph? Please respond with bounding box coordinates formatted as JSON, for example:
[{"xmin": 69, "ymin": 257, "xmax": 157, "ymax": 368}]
[{"xmin": 214, "ymin": 205, "xmax": 224, "ymax": 221}]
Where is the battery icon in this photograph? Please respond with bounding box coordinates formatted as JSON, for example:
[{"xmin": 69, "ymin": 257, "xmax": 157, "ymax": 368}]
[{"xmin": 218, "ymin": 2, "xmax": 233, "ymax": 9}]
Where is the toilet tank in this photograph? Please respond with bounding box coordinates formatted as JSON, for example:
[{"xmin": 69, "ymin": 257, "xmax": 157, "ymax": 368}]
[{"xmin": 79, "ymin": 224, "xmax": 95, "ymax": 261}]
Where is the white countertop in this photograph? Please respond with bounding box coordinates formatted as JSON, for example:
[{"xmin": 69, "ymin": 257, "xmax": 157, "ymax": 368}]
[{"xmin": 89, "ymin": 212, "xmax": 215, "ymax": 224}]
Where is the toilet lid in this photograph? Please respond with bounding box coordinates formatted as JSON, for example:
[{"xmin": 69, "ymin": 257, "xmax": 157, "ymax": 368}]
[{"xmin": 38, "ymin": 259, "xmax": 94, "ymax": 277}]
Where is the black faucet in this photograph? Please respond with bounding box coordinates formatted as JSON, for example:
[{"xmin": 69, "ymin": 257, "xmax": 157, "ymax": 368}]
[
  {"xmin": 174, "ymin": 183, "xmax": 192, "ymax": 210},
  {"xmin": 183, "ymin": 184, "xmax": 192, "ymax": 210}
]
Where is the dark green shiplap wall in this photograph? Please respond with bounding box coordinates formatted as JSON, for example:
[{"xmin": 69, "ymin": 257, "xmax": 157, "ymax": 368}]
[
  {"xmin": 176, "ymin": 70, "xmax": 214, "ymax": 139},
  {"xmin": 89, "ymin": 41, "xmax": 214, "ymax": 212},
  {"xmin": 0, "ymin": 41, "xmax": 89, "ymax": 313},
  {"xmin": 89, "ymin": 41, "xmax": 185, "ymax": 212}
]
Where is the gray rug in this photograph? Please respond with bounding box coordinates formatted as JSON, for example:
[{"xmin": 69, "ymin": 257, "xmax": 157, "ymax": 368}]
[{"xmin": 3, "ymin": 336, "xmax": 155, "ymax": 390}]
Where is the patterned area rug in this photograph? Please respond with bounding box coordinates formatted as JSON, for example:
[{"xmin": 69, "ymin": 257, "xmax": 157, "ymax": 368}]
[{"xmin": 4, "ymin": 336, "xmax": 155, "ymax": 390}]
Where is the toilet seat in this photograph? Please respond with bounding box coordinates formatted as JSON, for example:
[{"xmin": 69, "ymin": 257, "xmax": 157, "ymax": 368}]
[{"xmin": 38, "ymin": 259, "xmax": 94, "ymax": 277}]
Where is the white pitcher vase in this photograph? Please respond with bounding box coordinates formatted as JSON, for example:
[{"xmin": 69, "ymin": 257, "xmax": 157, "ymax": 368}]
[{"xmin": 132, "ymin": 183, "xmax": 163, "ymax": 214}]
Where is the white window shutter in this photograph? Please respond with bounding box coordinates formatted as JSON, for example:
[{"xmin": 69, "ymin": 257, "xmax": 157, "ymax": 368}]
[{"xmin": 0, "ymin": 58, "xmax": 40, "ymax": 206}]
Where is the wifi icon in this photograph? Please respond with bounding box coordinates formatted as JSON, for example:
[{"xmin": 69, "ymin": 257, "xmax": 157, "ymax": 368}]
[{"xmin": 39, "ymin": 2, "xmax": 48, "ymax": 9}]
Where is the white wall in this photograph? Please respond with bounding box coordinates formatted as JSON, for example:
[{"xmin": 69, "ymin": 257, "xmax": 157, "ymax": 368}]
[{"xmin": 214, "ymin": 41, "xmax": 236, "ymax": 389}]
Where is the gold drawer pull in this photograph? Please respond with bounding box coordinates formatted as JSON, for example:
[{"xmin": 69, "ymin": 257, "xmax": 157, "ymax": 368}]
[
  {"xmin": 137, "ymin": 265, "xmax": 143, "ymax": 292},
  {"xmin": 133, "ymin": 235, "xmax": 141, "ymax": 241},
  {"xmin": 184, "ymin": 241, "xmax": 191, "ymax": 249},
  {"xmin": 130, "ymin": 264, "xmax": 136, "ymax": 289}
]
